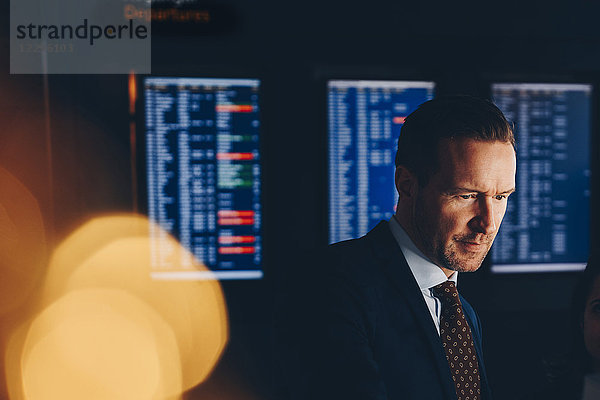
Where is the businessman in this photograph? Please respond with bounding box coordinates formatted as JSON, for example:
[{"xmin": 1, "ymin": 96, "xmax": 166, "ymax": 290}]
[{"xmin": 283, "ymin": 96, "xmax": 516, "ymax": 400}]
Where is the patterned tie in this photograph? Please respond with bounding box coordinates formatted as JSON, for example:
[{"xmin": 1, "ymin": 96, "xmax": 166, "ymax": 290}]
[{"xmin": 431, "ymin": 281, "xmax": 482, "ymax": 400}]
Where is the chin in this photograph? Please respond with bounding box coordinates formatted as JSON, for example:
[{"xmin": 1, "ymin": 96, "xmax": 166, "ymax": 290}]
[
  {"xmin": 441, "ymin": 246, "xmax": 488, "ymax": 273},
  {"xmin": 453, "ymin": 261, "xmax": 484, "ymax": 273}
]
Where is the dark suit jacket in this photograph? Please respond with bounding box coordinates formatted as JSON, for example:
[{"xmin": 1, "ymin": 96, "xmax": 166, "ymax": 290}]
[{"xmin": 280, "ymin": 221, "xmax": 492, "ymax": 400}]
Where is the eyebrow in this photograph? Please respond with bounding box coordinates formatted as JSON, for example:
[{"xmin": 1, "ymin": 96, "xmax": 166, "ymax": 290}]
[{"xmin": 448, "ymin": 187, "xmax": 516, "ymax": 195}]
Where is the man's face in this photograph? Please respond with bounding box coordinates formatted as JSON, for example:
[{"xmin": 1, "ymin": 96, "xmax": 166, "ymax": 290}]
[{"xmin": 411, "ymin": 138, "xmax": 516, "ymax": 274}]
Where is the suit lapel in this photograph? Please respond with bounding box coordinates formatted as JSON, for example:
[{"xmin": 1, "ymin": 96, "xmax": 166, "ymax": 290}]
[{"xmin": 366, "ymin": 221, "xmax": 457, "ymax": 400}]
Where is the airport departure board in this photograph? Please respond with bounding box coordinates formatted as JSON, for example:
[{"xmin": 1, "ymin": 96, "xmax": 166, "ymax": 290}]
[
  {"xmin": 491, "ymin": 83, "xmax": 591, "ymax": 273},
  {"xmin": 145, "ymin": 77, "xmax": 262, "ymax": 280}
]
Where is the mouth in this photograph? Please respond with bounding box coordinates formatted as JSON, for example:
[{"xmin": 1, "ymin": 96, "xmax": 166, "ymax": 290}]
[{"xmin": 457, "ymin": 240, "xmax": 489, "ymax": 251}]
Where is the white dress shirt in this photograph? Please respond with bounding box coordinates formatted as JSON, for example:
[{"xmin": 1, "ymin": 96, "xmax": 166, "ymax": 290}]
[{"xmin": 388, "ymin": 216, "xmax": 458, "ymax": 335}]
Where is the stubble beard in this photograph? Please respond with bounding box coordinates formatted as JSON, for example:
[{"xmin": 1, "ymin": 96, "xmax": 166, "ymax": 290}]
[
  {"xmin": 412, "ymin": 196, "xmax": 494, "ymax": 273},
  {"xmin": 440, "ymin": 238, "xmax": 492, "ymax": 272}
]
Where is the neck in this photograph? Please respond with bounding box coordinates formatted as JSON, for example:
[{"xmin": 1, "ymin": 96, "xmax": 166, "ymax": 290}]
[{"xmin": 393, "ymin": 213, "xmax": 454, "ymax": 279}]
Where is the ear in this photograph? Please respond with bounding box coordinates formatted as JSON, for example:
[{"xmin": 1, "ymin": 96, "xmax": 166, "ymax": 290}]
[{"xmin": 395, "ymin": 165, "xmax": 418, "ymax": 199}]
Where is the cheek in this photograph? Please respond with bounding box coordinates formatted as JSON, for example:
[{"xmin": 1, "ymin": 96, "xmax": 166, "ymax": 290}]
[
  {"xmin": 436, "ymin": 208, "xmax": 469, "ymax": 242},
  {"xmin": 440, "ymin": 204, "xmax": 473, "ymax": 229},
  {"xmin": 416, "ymin": 195, "xmax": 443, "ymax": 228},
  {"xmin": 439, "ymin": 212, "xmax": 461, "ymax": 232}
]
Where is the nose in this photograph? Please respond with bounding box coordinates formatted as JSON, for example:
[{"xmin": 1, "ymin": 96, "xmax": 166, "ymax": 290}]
[{"xmin": 470, "ymin": 196, "xmax": 496, "ymax": 235}]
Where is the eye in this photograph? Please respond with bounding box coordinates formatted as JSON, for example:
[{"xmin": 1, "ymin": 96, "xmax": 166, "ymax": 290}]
[
  {"xmin": 459, "ymin": 194, "xmax": 476, "ymax": 200},
  {"xmin": 493, "ymin": 194, "xmax": 507, "ymax": 201}
]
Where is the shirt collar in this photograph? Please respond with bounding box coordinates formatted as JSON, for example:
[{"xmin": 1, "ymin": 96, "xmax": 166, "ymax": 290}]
[{"xmin": 388, "ymin": 216, "xmax": 458, "ymax": 290}]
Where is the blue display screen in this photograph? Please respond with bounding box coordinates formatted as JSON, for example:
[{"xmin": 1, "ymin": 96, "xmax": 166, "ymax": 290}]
[
  {"xmin": 491, "ymin": 83, "xmax": 591, "ymax": 273},
  {"xmin": 144, "ymin": 77, "xmax": 262, "ymax": 280},
  {"xmin": 328, "ymin": 80, "xmax": 435, "ymax": 243}
]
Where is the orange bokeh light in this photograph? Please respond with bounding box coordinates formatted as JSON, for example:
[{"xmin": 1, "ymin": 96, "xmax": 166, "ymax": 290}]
[
  {"xmin": 5, "ymin": 214, "xmax": 228, "ymax": 400},
  {"xmin": 0, "ymin": 166, "xmax": 46, "ymax": 317}
]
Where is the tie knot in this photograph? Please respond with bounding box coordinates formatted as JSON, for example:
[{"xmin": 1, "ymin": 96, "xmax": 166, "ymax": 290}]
[{"xmin": 431, "ymin": 281, "xmax": 460, "ymax": 305}]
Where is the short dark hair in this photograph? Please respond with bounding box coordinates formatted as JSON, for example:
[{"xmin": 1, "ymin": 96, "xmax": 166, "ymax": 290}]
[{"xmin": 395, "ymin": 95, "xmax": 515, "ymax": 185}]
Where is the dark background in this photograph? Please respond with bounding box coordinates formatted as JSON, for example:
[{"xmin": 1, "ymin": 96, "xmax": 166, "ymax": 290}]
[{"xmin": 2, "ymin": 0, "xmax": 600, "ymax": 399}]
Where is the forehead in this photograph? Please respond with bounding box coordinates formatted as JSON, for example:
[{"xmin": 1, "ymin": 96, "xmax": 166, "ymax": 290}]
[{"xmin": 433, "ymin": 138, "xmax": 516, "ymax": 190}]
